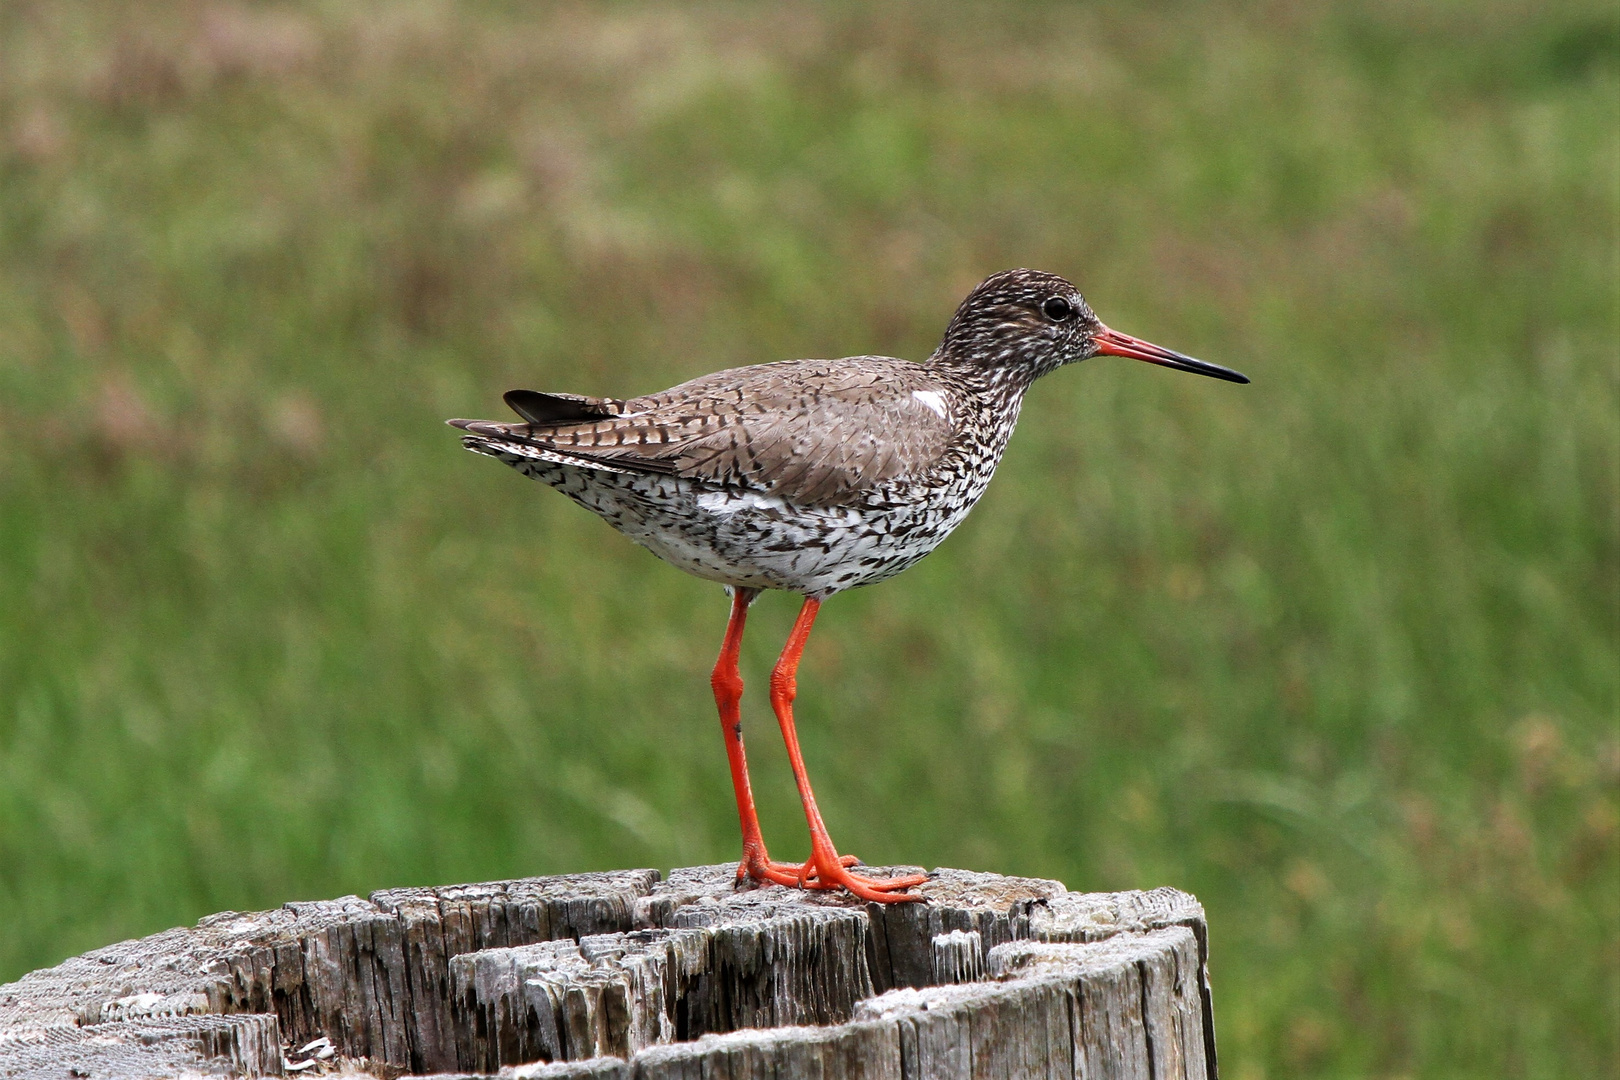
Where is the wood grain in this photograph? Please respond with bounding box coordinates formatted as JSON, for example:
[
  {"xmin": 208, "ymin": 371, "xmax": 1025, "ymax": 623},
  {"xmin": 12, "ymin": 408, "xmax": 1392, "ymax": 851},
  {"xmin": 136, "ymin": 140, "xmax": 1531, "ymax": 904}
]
[{"xmin": 1, "ymin": 865, "xmax": 1216, "ymax": 1079}]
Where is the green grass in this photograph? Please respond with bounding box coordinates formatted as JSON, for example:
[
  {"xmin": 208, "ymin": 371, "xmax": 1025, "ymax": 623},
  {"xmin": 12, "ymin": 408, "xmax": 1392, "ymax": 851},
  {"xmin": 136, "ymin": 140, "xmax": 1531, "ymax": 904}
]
[{"xmin": 1, "ymin": 2, "xmax": 1615, "ymax": 1076}]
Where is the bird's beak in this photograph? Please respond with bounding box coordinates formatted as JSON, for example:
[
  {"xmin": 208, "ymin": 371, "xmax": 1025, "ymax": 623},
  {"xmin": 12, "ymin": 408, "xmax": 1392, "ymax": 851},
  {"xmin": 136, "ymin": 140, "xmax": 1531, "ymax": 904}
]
[{"xmin": 1092, "ymin": 325, "xmax": 1249, "ymax": 384}]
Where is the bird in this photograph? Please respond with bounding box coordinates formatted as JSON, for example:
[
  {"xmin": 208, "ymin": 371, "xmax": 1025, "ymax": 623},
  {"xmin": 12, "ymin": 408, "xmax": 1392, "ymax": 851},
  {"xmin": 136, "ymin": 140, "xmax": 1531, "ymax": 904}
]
[{"xmin": 449, "ymin": 268, "xmax": 1248, "ymax": 903}]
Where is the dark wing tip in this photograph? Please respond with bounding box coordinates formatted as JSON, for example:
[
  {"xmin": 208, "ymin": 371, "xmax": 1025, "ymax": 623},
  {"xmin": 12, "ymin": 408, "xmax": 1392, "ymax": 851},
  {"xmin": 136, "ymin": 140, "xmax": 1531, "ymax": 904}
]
[
  {"xmin": 503, "ymin": 389, "xmax": 548, "ymax": 424},
  {"xmin": 504, "ymin": 389, "xmax": 619, "ymax": 426}
]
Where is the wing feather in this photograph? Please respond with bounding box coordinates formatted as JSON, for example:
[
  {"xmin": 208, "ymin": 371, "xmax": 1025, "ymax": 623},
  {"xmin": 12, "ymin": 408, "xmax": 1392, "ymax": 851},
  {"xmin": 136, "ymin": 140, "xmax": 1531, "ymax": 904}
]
[{"xmin": 482, "ymin": 357, "xmax": 955, "ymax": 503}]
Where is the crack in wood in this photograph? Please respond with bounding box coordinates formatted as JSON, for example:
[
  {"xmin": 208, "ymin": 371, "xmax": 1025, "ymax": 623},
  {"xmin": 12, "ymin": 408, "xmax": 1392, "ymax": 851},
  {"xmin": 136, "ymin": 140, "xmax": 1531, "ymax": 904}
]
[{"xmin": 2, "ymin": 866, "xmax": 1215, "ymax": 1079}]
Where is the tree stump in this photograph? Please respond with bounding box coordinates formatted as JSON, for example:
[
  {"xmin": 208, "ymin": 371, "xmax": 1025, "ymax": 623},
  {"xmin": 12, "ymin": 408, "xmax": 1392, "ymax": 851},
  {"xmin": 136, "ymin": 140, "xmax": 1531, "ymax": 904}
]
[{"xmin": 0, "ymin": 865, "xmax": 1216, "ymax": 1079}]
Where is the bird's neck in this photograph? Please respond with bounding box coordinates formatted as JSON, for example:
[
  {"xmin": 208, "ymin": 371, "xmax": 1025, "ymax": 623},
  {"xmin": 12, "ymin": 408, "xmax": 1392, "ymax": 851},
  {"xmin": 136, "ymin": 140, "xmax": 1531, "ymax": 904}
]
[{"xmin": 924, "ymin": 348, "xmax": 1042, "ymax": 404}]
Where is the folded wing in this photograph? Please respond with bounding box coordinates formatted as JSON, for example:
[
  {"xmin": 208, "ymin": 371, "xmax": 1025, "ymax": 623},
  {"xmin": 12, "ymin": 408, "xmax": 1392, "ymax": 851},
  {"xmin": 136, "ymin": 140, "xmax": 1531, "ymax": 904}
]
[{"xmin": 467, "ymin": 358, "xmax": 955, "ymax": 505}]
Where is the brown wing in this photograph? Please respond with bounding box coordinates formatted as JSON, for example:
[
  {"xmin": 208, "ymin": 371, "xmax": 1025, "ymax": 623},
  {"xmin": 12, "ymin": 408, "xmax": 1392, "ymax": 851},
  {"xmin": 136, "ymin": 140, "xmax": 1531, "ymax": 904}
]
[{"xmin": 491, "ymin": 358, "xmax": 955, "ymax": 504}]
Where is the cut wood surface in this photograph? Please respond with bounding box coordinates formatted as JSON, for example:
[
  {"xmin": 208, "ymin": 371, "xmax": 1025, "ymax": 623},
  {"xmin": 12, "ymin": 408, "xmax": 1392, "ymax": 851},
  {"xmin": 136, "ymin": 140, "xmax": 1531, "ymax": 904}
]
[{"xmin": 0, "ymin": 865, "xmax": 1216, "ymax": 1080}]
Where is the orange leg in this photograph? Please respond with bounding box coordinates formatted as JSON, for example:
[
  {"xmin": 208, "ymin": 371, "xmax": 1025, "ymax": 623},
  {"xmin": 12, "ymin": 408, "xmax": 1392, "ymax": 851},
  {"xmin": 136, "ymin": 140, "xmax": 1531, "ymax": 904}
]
[
  {"xmin": 767, "ymin": 597, "xmax": 929, "ymax": 903},
  {"xmin": 711, "ymin": 588, "xmax": 853, "ymax": 888}
]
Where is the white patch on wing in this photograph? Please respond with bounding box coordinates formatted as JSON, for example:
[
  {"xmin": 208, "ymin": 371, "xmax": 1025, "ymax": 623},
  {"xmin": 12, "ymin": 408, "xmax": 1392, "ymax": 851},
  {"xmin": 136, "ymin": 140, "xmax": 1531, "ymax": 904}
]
[
  {"xmin": 697, "ymin": 489, "xmax": 787, "ymax": 515},
  {"xmin": 911, "ymin": 389, "xmax": 948, "ymax": 419}
]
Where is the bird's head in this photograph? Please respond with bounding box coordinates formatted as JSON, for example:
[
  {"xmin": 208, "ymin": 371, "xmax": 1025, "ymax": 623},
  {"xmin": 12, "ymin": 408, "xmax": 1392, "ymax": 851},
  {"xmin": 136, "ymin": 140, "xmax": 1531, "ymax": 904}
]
[{"xmin": 934, "ymin": 268, "xmax": 1248, "ymax": 386}]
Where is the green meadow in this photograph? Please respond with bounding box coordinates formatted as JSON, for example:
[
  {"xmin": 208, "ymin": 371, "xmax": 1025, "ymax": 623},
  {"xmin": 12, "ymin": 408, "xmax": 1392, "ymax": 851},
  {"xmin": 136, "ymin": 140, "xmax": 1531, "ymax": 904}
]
[{"xmin": 1, "ymin": 2, "xmax": 1614, "ymax": 1076}]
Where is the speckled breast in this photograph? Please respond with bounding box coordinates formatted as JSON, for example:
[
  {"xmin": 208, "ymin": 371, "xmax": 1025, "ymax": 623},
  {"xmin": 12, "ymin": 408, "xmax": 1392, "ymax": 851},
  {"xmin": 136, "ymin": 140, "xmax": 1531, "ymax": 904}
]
[{"xmin": 492, "ymin": 437, "xmax": 1008, "ymax": 598}]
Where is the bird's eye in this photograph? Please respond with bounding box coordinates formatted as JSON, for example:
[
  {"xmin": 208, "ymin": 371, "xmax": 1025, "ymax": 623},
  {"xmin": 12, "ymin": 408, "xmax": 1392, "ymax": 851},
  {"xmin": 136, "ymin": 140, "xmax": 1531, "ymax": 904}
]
[{"xmin": 1042, "ymin": 297, "xmax": 1073, "ymax": 322}]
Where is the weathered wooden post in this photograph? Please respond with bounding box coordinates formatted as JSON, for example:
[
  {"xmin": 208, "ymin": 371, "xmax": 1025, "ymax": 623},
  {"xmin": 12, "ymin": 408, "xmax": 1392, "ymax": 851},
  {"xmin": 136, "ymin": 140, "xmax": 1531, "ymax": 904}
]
[{"xmin": 0, "ymin": 865, "xmax": 1216, "ymax": 1079}]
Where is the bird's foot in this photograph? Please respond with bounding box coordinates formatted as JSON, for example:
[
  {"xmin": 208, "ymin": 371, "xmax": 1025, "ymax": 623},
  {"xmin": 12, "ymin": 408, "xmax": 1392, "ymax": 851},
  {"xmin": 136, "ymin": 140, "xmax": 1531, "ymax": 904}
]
[
  {"xmin": 737, "ymin": 851, "xmax": 858, "ymax": 889},
  {"xmin": 737, "ymin": 844, "xmax": 924, "ymax": 902},
  {"xmin": 801, "ymin": 850, "xmax": 929, "ymax": 903},
  {"xmin": 787, "ymin": 853, "xmax": 863, "ymax": 888}
]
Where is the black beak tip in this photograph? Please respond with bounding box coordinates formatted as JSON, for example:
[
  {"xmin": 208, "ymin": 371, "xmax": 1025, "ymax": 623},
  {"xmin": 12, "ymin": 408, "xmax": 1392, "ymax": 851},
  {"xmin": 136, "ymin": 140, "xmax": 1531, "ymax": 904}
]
[
  {"xmin": 1187, "ymin": 355, "xmax": 1250, "ymax": 384},
  {"xmin": 1186, "ymin": 357, "xmax": 1250, "ymax": 384}
]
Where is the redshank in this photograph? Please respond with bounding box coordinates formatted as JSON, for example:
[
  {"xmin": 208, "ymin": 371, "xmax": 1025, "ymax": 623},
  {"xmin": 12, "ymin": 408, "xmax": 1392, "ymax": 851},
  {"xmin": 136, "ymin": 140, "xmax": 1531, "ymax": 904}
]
[{"xmin": 450, "ymin": 269, "xmax": 1248, "ymax": 902}]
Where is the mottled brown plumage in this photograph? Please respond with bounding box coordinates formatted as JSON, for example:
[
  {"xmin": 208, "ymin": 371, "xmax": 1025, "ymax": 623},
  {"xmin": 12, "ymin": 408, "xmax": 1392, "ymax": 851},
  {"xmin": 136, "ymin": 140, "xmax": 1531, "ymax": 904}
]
[
  {"xmin": 449, "ymin": 268, "xmax": 1247, "ymax": 903},
  {"xmin": 473, "ymin": 358, "xmax": 954, "ymax": 505}
]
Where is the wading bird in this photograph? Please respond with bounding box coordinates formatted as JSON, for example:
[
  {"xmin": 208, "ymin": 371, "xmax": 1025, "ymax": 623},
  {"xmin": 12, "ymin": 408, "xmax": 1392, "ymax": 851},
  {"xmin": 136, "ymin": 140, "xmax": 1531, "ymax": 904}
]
[{"xmin": 451, "ymin": 269, "xmax": 1247, "ymax": 902}]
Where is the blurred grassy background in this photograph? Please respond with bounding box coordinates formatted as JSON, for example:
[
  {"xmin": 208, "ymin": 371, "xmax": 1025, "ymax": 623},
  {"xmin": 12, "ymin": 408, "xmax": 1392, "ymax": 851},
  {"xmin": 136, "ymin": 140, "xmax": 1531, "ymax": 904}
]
[{"xmin": 1, "ymin": 1, "xmax": 1615, "ymax": 1076}]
